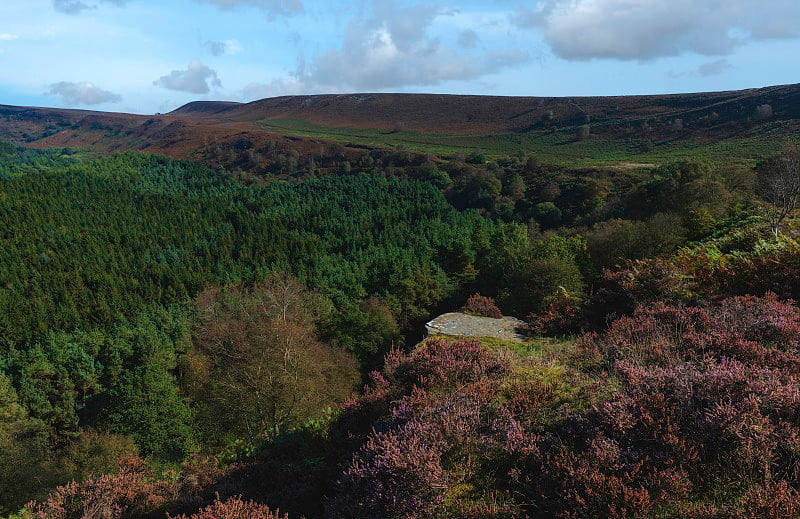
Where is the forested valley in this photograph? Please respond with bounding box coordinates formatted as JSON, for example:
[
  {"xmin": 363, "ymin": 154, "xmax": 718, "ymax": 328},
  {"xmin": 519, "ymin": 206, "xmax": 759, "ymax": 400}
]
[{"xmin": 3, "ymin": 138, "xmax": 800, "ymax": 518}]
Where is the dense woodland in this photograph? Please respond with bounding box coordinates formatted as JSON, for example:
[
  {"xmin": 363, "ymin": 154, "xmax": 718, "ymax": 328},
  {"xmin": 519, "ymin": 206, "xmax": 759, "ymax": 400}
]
[{"xmin": 1, "ymin": 138, "xmax": 800, "ymax": 517}]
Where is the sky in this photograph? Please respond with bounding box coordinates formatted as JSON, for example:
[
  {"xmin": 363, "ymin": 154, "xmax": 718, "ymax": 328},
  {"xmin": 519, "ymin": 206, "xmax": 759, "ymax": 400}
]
[{"xmin": 1, "ymin": 0, "xmax": 799, "ymax": 114}]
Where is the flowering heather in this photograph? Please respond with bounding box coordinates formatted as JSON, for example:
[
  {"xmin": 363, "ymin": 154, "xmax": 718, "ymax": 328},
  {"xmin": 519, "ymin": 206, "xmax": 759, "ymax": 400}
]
[
  {"xmin": 27, "ymin": 296, "xmax": 800, "ymax": 518},
  {"xmin": 170, "ymin": 496, "xmax": 288, "ymax": 519},
  {"xmin": 384, "ymin": 338, "xmax": 512, "ymax": 391},
  {"xmin": 26, "ymin": 456, "xmax": 174, "ymax": 519},
  {"xmin": 327, "ymin": 339, "xmax": 539, "ymax": 518},
  {"xmin": 461, "ymin": 293, "xmax": 503, "ymax": 318},
  {"xmin": 738, "ymin": 481, "xmax": 800, "ymax": 519},
  {"xmin": 584, "ymin": 294, "xmax": 800, "ymax": 371}
]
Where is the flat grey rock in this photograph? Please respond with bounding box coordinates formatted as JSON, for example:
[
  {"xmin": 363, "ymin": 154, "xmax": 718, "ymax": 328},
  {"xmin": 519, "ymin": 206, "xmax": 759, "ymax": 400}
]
[{"xmin": 424, "ymin": 312, "xmax": 527, "ymax": 342}]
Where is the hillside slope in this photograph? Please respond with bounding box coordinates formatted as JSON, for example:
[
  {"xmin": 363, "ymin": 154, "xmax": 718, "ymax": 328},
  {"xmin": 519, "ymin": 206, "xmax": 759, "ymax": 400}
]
[
  {"xmin": 170, "ymin": 84, "xmax": 800, "ymax": 134},
  {"xmin": 1, "ymin": 83, "xmax": 799, "ymax": 167}
]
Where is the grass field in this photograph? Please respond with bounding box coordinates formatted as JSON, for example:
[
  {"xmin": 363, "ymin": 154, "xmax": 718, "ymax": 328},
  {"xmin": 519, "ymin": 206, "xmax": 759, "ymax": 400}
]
[{"xmin": 261, "ymin": 117, "xmax": 797, "ymax": 167}]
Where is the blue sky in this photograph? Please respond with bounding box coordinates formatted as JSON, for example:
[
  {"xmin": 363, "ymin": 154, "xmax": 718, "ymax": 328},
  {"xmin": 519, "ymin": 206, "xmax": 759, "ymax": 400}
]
[{"xmin": 1, "ymin": 0, "xmax": 799, "ymax": 114}]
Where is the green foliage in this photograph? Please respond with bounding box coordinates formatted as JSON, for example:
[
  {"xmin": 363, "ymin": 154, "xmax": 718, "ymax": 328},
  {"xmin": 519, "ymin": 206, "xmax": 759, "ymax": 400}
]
[
  {"xmin": 324, "ymin": 296, "xmax": 400, "ymax": 370},
  {"xmin": 685, "ymin": 207, "xmax": 718, "ymax": 240},
  {"xmin": 56, "ymin": 430, "xmax": 139, "ymax": 483},
  {"xmin": 0, "ymin": 373, "xmax": 53, "ymax": 514},
  {"xmin": 479, "ymin": 225, "xmax": 586, "ymax": 315},
  {"xmin": 0, "ymin": 152, "xmax": 491, "ymax": 348},
  {"xmin": 586, "ymin": 213, "xmax": 687, "ymax": 270},
  {"xmin": 533, "ymin": 201, "xmax": 562, "ymax": 228},
  {"xmin": 103, "ymin": 309, "xmax": 194, "ymax": 460},
  {"xmin": 0, "ymin": 149, "xmax": 501, "ymax": 505},
  {"xmin": 258, "ymin": 116, "xmax": 789, "ymax": 167},
  {"xmin": 499, "ymin": 255, "xmax": 585, "ymax": 316},
  {"xmin": 0, "ymin": 140, "xmax": 777, "ymax": 515}
]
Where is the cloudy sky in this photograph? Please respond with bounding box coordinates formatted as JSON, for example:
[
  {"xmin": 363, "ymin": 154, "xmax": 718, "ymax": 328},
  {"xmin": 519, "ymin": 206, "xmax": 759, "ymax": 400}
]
[{"xmin": 1, "ymin": 0, "xmax": 799, "ymax": 114}]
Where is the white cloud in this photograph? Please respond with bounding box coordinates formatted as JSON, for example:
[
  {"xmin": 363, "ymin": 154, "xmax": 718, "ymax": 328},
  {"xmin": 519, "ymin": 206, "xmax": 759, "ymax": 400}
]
[
  {"xmin": 0, "ymin": 34, "xmax": 18, "ymax": 41},
  {"xmin": 513, "ymin": 0, "xmax": 800, "ymax": 61},
  {"xmin": 192, "ymin": 0, "xmax": 302, "ymax": 17},
  {"xmin": 242, "ymin": 78, "xmax": 305, "ymax": 100},
  {"xmin": 669, "ymin": 58, "xmax": 735, "ymax": 78},
  {"xmin": 45, "ymin": 81, "xmax": 122, "ymax": 105},
  {"xmin": 204, "ymin": 40, "xmax": 226, "ymax": 56},
  {"xmin": 697, "ymin": 59, "xmax": 734, "ymax": 77},
  {"xmin": 53, "ymin": 0, "xmax": 127, "ymax": 14},
  {"xmin": 53, "ymin": 0, "xmax": 300, "ymax": 17},
  {"xmin": 458, "ymin": 29, "xmax": 479, "ymax": 49},
  {"xmin": 204, "ymin": 39, "xmax": 243, "ymax": 56},
  {"xmin": 154, "ymin": 59, "xmax": 222, "ymax": 94},
  {"xmin": 271, "ymin": 0, "xmax": 528, "ymax": 92}
]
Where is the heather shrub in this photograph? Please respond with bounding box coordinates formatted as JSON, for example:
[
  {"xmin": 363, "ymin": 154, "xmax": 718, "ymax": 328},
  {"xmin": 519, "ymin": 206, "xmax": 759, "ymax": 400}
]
[
  {"xmin": 384, "ymin": 338, "xmax": 512, "ymax": 392},
  {"xmin": 583, "ymin": 302, "xmax": 716, "ymax": 367},
  {"xmin": 584, "ymin": 361, "xmax": 800, "ymax": 500},
  {"xmin": 327, "ymin": 338, "xmax": 545, "ymax": 518},
  {"xmin": 461, "ymin": 293, "xmax": 502, "ymax": 318},
  {"xmin": 713, "ymin": 293, "xmax": 800, "ymax": 348},
  {"xmin": 582, "ymin": 294, "xmax": 800, "ymax": 372},
  {"xmin": 26, "ymin": 455, "xmax": 175, "ymax": 519},
  {"xmin": 170, "ymin": 496, "xmax": 288, "ymax": 519},
  {"xmin": 331, "ymin": 418, "xmax": 450, "ymax": 518},
  {"xmin": 531, "ymin": 438, "xmax": 681, "ymax": 518},
  {"xmin": 506, "ymin": 359, "xmax": 800, "ymax": 517},
  {"xmin": 444, "ymin": 491, "xmax": 521, "ymax": 518},
  {"xmin": 330, "ymin": 390, "xmax": 541, "ymax": 518},
  {"xmin": 738, "ymin": 481, "xmax": 800, "ymax": 518},
  {"xmin": 547, "ymin": 293, "xmax": 800, "ymax": 513}
]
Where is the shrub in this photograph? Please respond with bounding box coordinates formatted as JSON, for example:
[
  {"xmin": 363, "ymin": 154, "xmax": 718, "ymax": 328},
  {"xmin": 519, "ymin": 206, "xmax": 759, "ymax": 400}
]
[
  {"xmin": 532, "ymin": 438, "xmax": 677, "ymax": 518},
  {"xmin": 500, "ymin": 255, "xmax": 585, "ymax": 317},
  {"xmin": 739, "ymin": 481, "xmax": 800, "ymax": 519},
  {"xmin": 26, "ymin": 455, "xmax": 174, "ymax": 519},
  {"xmin": 58, "ymin": 430, "xmax": 139, "ymax": 484},
  {"xmin": 170, "ymin": 496, "xmax": 288, "ymax": 519},
  {"xmin": 327, "ymin": 338, "xmax": 543, "ymax": 518},
  {"xmin": 461, "ymin": 293, "xmax": 502, "ymax": 318},
  {"xmin": 191, "ymin": 281, "xmax": 360, "ymax": 442},
  {"xmin": 524, "ymin": 287, "xmax": 585, "ymax": 336},
  {"xmin": 583, "ymin": 294, "xmax": 800, "ymax": 371},
  {"xmin": 585, "ymin": 259, "xmax": 688, "ymax": 329},
  {"xmin": 521, "ymin": 359, "xmax": 800, "ymax": 517},
  {"xmin": 386, "ymin": 338, "xmax": 511, "ymax": 392},
  {"xmin": 331, "ymin": 418, "xmax": 450, "ymax": 518},
  {"xmin": 588, "ymin": 360, "xmax": 800, "ymax": 495}
]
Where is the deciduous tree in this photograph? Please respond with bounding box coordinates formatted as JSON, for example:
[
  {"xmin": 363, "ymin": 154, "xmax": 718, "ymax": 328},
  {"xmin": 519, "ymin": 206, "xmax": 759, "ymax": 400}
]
[{"xmin": 757, "ymin": 143, "xmax": 800, "ymax": 238}]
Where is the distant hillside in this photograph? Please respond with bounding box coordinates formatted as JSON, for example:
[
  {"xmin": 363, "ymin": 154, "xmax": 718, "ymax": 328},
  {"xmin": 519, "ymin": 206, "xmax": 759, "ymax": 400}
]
[
  {"xmin": 2, "ymin": 83, "xmax": 800, "ymax": 167},
  {"xmin": 170, "ymin": 85, "xmax": 800, "ymax": 134}
]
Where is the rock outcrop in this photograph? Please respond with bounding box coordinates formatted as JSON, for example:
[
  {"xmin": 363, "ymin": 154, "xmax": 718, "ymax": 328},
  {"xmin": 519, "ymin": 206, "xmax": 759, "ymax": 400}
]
[{"xmin": 424, "ymin": 312, "xmax": 527, "ymax": 342}]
